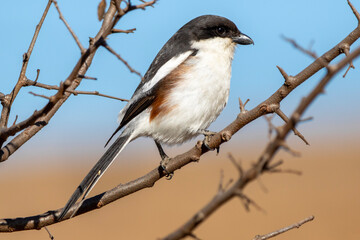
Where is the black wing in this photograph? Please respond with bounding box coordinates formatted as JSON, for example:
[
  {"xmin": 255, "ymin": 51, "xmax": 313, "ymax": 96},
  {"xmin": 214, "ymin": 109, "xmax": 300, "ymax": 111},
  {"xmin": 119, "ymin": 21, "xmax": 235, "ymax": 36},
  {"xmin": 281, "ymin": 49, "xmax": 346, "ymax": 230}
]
[{"xmin": 105, "ymin": 94, "xmax": 155, "ymax": 146}]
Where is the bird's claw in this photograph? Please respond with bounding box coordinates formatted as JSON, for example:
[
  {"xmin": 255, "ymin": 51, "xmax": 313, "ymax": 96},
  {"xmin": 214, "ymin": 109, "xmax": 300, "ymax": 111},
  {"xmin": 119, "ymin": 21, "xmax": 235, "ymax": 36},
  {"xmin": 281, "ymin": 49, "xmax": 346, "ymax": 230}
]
[
  {"xmin": 160, "ymin": 156, "xmax": 174, "ymax": 180},
  {"xmin": 203, "ymin": 139, "xmax": 212, "ymax": 150},
  {"xmin": 199, "ymin": 129, "xmax": 217, "ymax": 151}
]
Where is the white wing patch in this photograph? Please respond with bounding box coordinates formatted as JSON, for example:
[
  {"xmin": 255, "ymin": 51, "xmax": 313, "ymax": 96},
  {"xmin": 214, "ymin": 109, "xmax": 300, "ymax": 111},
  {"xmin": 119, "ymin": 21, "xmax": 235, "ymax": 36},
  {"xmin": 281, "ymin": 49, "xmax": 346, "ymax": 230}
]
[{"xmin": 141, "ymin": 50, "xmax": 193, "ymax": 92}]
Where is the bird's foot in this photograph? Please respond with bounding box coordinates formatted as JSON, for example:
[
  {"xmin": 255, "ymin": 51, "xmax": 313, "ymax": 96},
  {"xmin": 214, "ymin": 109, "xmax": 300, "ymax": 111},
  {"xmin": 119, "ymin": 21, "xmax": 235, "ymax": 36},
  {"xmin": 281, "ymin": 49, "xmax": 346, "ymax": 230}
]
[
  {"xmin": 199, "ymin": 129, "xmax": 217, "ymax": 150},
  {"xmin": 160, "ymin": 156, "xmax": 174, "ymax": 180}
]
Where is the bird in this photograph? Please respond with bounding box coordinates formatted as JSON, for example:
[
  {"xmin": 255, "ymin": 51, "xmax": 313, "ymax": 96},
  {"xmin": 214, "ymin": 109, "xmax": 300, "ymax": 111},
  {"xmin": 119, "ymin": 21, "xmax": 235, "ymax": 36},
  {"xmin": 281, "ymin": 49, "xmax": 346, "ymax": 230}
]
[{"xmin": 58, "ymin": 14, "xmax": 253, "ymax": 220}]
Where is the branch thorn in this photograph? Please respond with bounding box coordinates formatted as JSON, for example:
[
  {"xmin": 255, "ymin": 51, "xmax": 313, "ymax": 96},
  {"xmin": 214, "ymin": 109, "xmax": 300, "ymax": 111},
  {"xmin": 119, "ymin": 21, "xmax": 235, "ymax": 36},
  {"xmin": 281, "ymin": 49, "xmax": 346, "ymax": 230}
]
[
  {"xmin": 228, "ymin": 153, "xmax": 243, "ymax": 177},
  {"xmin": 100, "ymin": 39, "xmax": 143, "ymax": 79},
  {"xmin": 282, "ymin": 35, "xmax": 318, "ymax": 59},
  {"xmin": 111, "ymin": 28, "xmax": 136, "ymax": 34},
  {"xmin": 275, "ymin": 108, "xmax": 309, "ymax": 145},
  {"xmin": 12, "ymin": 115, "xmax": 19, "ymax": 126},
  {"xmin": 78, "ymin": 74, "xmax": 97, "ymax": 80},
  {"xmin": 238, "ymin": 97, "xmax": 249, "ymax": 113},
  {"xmin": 279, "ymin": 141, "xmax": 301, "ymax": 157},
  {"xmin": 34, "ymin": 69, "xmax": 40, "ymax": 83},
  {"xmin": 29, "ymin": 91, "xmax": 51, "ymax": 100},
  {"xmin": 340, "ymin": 44, "xmax": 355, "ymax": 78},
  {"xmin": 276, "ymin": 66, "xmax": 294, "ymax": 86},
  {"xmin": 253, "ymin": 216, "xmax": 314, "ymax": 240}
]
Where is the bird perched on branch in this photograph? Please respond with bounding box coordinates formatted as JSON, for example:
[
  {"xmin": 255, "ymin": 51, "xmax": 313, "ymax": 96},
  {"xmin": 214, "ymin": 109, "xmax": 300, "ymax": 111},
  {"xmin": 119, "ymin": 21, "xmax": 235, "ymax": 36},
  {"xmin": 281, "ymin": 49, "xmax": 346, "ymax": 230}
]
[{"xmin": 58, "ymin": 15, "xmax": 253, "ymax": 220}]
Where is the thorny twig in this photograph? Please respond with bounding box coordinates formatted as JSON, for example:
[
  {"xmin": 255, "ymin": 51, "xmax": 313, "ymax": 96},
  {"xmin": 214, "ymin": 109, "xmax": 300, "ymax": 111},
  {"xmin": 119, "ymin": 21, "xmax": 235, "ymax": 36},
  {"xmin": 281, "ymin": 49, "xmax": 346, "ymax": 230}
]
[
  {"xmin": 341, "ymin": 44, "xmax": 355, "ymax": 77},
  {"xmin": 0, "ymin": 0, "xmax": 156, "ymax": 162},
  {"xmin": 238, "ymin": 97, "xmax": 249, "ymax": 113},
  {"xmin": 29, "ymin": 91, "xmax": 51, "ymax": 100},
  {"xmin": 78, "ymin": 75, "xmax": 97, "ymax": 80},
  {"xmin": 53, "ymin": 0, "xmax": 85, "ymax": 52},
  {"xmin": 100, "ymin": 39, "xmax": 143, "ymax": 78},
  {"xmin": 0, "ymin": 0, "xmax": 52, "ymax": 129},
  {"xmin": 275, "ymin": 108, "xmax": 309, "ymax": 145},
  {"xmin": 282, "ymin": 35, "xmax": 318, "ymax": 59},
  {"xmin": 112, "ymin": 28, "xmax": 137, "ymax": 34},
  {"xmin": 253, "ymin": 216, "xmax": 314, "ymax": 240},
  {"xmin": 25, "ymin": 79, "xmax": 128, "ymax": 102}
]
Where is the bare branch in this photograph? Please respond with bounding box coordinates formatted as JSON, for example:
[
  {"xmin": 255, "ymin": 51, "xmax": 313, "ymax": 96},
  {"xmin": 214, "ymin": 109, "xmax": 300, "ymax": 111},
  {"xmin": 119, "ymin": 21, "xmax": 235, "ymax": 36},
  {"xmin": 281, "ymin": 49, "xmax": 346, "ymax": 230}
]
[
  {"xmin": 266, "ymin": 160, "xmax": 283, "ymax": 170},
  {"xmin": 216, "ymin": 171, "xmax": 233, "ymax": 194},
  {"xmin": 348, "ymin": 0, "xmax": 360, "ymax": 24},
  {"xmin": 188, "ymin": 233, "xmax": 201, "ymax": 240},
  {"xmin": 218, "ymin": 169, "xmax": 225, "ymax": 193},
  {"xmin": 34, "ymin": 69, "xmax": 40, "ymax": 83},
  {"xmin": 275, "ymin": 108, "xmax": 309, "ymax": 145},
  {"xmin": 268, "ymin": 168, "xmax": 302, "ymax": 176},
  {"xmin": 114, "ymin": 0, "xmax": 125, "ymax": 16},
  {"xmin": 100, "ymin": 39, "xmax": 143, "ymax": 78},
  {"xmin": 0, "ymin": 0, "xmax": 157, "ymax": 161},
  {"xmin": 279, "ymin": 141, "xmax": 301, "ymax": 157},
  {"xmin": 0, "ymin": 0, "xmax": 52, "ymax": 129},
  {"xmin": 29, "ymin": 91, "xmax": 51, "ymax": 100},
  {"xmin": 130, "ymin": 0, "xmax": 157, "ymax": 10},
  {"xmin": 264, "ymin": 115, "xmax": 277, "ymax": 139},
  {"xmin": 71, "ymin": 90, "xmax": 128, "ymax": 101},
  {"xmin": 0, "ymin": 82, "xmax": 67, "ymax": 144},
  {"xmin": 24, "ymin": 79, "xmax": 128, "ymax": 101},
  {"xmin": 340, "ymin": 44, "xmax": 355, "ymax": 78},
  {"xmin": 11, "ymin": 115, "xmax": 18, "ymax": 126},
  {"xmin": 282, "ymin": 35, "xmax": 318, "ymax": 59},
  {"xmin": 235, "ymin": 191, "xmax": 266, "ymax": 214},
  {"xmin": 228, "ymin": 153, "xmax": 243, "ymax": 176},
  {"xmin": 253, "ymin": 216, "xmax": 314, "ymax": 240},
  {"xmin": 224, "ymin": 178, "xmax": 234, "ymax": 191},
  {"xmin": 77, "ymin": 75, "xmax": 97, "ymax": 80},
  {"xmin": 111, "ymin": 28, "xmax": 137, "ymax": 34},
  {"xmin": 257, "ymin": 41, "xmax": 360, "ymax": 174},
  {"xmin": 342, "ymin": 64, "xmax": 354, "ymax": 78},
  {"xmin": 238, "ymin": 97, "xmax": 249, "ymax": 113},
  {"xmin": 0, "ymin": 92, "xmax": 4, "ymax": 102},
  {"xmin": 53, "ymin": 0, "xmax": 86, "ymax": 53},
  {"xmin": 299, "ymin": 116, "xmax": 313, "ymax": 123}
]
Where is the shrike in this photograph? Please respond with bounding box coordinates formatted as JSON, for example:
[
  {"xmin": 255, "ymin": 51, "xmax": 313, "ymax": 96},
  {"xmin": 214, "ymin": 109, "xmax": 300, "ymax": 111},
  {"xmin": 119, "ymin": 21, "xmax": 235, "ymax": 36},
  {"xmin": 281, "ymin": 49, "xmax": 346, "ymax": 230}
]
[{"xmin": 58, "ymin": 15, "xmax": 253, "ymax": 220}]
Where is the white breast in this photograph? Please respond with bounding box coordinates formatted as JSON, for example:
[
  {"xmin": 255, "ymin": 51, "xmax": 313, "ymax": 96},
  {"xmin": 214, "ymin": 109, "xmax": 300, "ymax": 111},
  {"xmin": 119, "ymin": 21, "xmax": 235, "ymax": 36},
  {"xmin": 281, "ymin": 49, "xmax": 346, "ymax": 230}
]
[{"xmin": 141, "ymin": 37, "xmax": 237, "ymax": 144}]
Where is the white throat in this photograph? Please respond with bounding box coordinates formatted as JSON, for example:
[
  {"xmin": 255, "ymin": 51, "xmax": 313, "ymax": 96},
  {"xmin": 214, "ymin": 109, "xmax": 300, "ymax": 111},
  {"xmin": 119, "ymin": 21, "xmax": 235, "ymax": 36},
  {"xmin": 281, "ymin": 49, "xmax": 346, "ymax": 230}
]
[{"xmin": 191, "ymin": 37, "xmax": 236, "ymax": 61}]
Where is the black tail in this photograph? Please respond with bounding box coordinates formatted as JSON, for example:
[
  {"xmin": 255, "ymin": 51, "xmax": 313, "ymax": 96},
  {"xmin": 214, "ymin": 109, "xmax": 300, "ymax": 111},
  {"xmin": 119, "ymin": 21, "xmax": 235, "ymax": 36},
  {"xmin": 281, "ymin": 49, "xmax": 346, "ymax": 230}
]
[{"xmin": 58, "ymin": 134, "xmax": 132, "ymax": 221}]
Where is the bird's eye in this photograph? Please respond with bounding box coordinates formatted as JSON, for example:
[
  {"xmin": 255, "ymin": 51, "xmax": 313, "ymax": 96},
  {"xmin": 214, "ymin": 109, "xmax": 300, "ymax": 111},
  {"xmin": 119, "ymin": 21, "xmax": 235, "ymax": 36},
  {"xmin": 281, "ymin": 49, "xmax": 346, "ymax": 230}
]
[{"xmin": 216, "ymin": 27, "xmax": 226, "ymax": 35}]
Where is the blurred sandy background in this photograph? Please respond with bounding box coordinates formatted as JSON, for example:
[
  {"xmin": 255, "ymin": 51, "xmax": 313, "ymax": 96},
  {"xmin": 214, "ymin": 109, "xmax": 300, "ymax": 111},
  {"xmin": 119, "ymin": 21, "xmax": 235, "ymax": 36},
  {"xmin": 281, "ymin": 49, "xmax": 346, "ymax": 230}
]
[{"xmin": 1, "ymin": 128, "xmax": 359, "ymax": 240}]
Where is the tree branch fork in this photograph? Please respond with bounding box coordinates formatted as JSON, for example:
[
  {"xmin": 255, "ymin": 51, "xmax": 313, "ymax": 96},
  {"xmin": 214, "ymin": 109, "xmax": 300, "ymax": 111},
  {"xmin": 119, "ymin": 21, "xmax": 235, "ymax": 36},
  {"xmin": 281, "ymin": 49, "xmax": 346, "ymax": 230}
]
[{"xmin": 0, "ymin": 0, "xmax": 156, "ymax": 162}]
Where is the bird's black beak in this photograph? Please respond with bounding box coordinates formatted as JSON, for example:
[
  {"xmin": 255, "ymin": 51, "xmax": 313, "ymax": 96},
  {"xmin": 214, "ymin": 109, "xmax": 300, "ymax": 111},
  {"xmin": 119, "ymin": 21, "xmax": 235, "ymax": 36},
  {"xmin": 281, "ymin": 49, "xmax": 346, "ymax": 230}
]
[{"xmin": 232, "ymin": 33, "xmax": 254, "ymax": 45}]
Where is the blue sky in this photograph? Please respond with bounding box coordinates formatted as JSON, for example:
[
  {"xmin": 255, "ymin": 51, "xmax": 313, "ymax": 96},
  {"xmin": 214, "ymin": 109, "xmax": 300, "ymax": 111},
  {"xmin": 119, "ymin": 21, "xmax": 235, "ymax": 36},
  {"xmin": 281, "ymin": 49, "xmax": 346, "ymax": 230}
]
[{"xmin": 1, "ymin": 0, "xmax": 359, "ymax": 166}]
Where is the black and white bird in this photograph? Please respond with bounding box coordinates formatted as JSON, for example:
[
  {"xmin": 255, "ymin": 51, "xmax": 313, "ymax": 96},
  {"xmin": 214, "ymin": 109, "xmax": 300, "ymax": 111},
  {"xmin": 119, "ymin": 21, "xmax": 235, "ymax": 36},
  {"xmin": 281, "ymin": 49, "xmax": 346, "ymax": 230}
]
[{"xmin": 58, "ymin": 15, "xmax": 253, "ymax": 220}]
